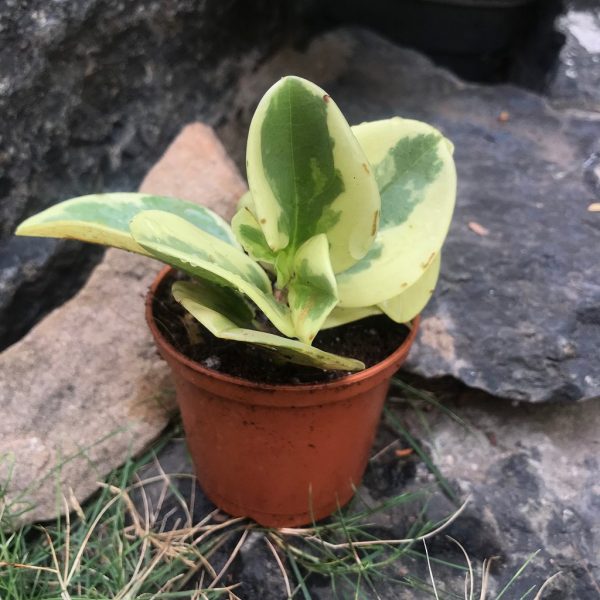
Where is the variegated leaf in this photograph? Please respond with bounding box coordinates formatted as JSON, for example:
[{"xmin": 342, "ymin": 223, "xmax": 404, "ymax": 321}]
[
  {"xmin": 231, "ymin": 192, "xmax": 277, "ymax": 265},
  {"xmin": 336, "ymin": 118, "xmax": 456, "ymax": 307},
  {"xmin": 173, "ymin": 281, "xmax": 365, "ymax": 372},
  {"xmin": 129, "ymin": 210, "xmax": 295, "ymax": 338},
  {"xmin": 321, "ymin": 305, "xmax": 381, "ymax": 330},
  {"xmin": 288, "ymin": 234, "xmax": 338, "ymax": 344},
  {"xmin": 246, "ymin": 76, "xmax": 380, "ymax": 282},
  {"xmin": 175, "ymin": 278, "xmax": 255, "ymax": 326},
  {"xmin": 323, "ymin": 254, "xmax": 440, "ymax": 327},
  {"xmin": 15, "ymin": 193, "xmax": 239, "ymax": 253},
  {"xmin": 378, "ymin": 253, "xmax": 441, "ymax": 322}
]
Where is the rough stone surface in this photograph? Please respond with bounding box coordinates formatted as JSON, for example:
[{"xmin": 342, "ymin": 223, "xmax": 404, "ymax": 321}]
[
  {"xmin": 219, "ymin": 28, "xmax": 600, "ymax": 403},
  {"xmin": 414, "ymin": 385, "xmax": 600, "ymax": 599},
  {"xmin": 0, "ymin": 0, "xmax": 294, "ymax": 348},
  {"xmin": 0, "ymin": 237, "xmax": 104, "ymax": 351},
  {"xmin": 132, "ymin": 387, "xmax": 600, "ymax": 598},
  {"xmin": 0, "ymin": 123, "xmax": 242, "ymax": 525},
  {"xmin": 548, "ymin": 0, "xmax": 600, "ymax": 112}
]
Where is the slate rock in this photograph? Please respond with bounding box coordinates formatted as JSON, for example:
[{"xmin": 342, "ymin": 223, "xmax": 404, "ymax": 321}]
[
  {"xmin": 0, "ymin": 124, "xmax": 243, "ymax": 525},
  {"xmin": 548, "ymin": 0, "xmax": 600, "ymax": 112},
  {"xmin": 403, "ymin": 384, "xmax": 600, "ymax": 599},
  {"xmin": 220, "ymin": 28, "xmax": 600, "ymax": 403},
  {"xmin": 0, "ymin": 0, "xmax": 290, "ymax": 238},
  {"xmin": 0, "ymin": 0, "xmax": 295, "ymax": 349},
  {"xmin": 0, "ymin": 236, "xmax": 103, "ymax": 350}
]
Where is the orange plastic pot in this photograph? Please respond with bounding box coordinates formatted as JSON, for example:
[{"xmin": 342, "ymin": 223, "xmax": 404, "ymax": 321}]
[{"xmin": 146, "ymin": 266, "xmax": 420, "ymax": 527}]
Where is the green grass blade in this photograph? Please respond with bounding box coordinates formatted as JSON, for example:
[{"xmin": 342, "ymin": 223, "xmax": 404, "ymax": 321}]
[
  {"xmin": 390, "ymin": 378, "xmax": 471, "ymax": 430},
  {"xmin": 496, "ymin": 550, "xmax": 540, "ymax": 599},
  {"xmin": 384, "ymin": 407, "xmax": 458, "ymax": 503}
]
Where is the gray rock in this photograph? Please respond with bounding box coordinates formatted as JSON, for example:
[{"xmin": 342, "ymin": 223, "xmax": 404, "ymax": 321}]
[
  {"xmin": 0, "ymin": 124, "xmax": 244, "ymax": 525},
  {"xmin": 0, "ymin": 236, "xmax": 103, "ymax": 350},
  {"xmin": 399, "ymin": 384, "xmax": 600, "ymax": 599},
  {"xmin": 0, "ymin": 0, "xmax": 292, "ymax": 238},
  {"xmin": 0, "ymin": 0, "xmax": 297, "ymax": 348},
  {"xmin": 548, "ymin": 0, "xmax": 600, "ymax": 112},
  {"xmin": 220, "ymin": 28, "xmax": 600, "ymax": 403}
]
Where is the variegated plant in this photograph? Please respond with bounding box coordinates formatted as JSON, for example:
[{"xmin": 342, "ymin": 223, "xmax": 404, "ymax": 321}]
[{"xmin": 16, "ymin": 76, "xmax": 456, "ymax": 372}]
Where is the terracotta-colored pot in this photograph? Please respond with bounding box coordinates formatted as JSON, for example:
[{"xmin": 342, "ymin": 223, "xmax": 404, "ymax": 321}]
[{"xmin": 146, "ymin": 266, "xmax": 420, "ymax": 527}]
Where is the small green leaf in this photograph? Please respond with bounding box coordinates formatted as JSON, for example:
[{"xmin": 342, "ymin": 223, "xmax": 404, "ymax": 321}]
[
  {"xmin": 173, "ymin": 281, "xmax": 365, "ymax": 372},
  {"xmin": 288, "ymin": 234, "xmax": 338, "ymax": 344},
  {"xmin": 378, "ymin": 253, "xmax": 441, "ymax": 322},
  {"xmin": 336, "ymin": 118, "xmax": 456, "ymax": 307},
  {"xmin": 231, "ymin": 192, "xmax": 277, "ymax": 265},
  {"xmin": 15, "ymin": 193, "xmax": 239, "ymax": 253},
  {"xmin": 130, "ymin": 210, "xmax": 295, "ymax": 338},
  {"xmin": 246, "ymin": 76, "xmax": 380, "ymax": 279},
  {"xmin": 177, "ymin": 279, "xmax": 257, "ymax": 327}
]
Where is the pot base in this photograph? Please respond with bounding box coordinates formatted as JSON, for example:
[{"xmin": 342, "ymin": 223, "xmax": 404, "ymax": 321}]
[{"xmin": 203, "ymin": 486, "xmax": 355, "ymax": 528}]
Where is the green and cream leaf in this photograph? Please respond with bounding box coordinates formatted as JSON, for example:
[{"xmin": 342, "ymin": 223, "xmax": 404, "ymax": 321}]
[
  {"xmin": 287, "ymin": 234, "xmax": 338, "ymax": 344},
  {"xmin": 231, "ymin": 192, "xmax": 277, "ymax": 265},
  {"xmin": 174, "ymin": 279, "xmax": 255, "ymax": 327},
  {"xmin": 15, "ymin": 193, "xmax": 239, "ymax": 254},
  {"xmin": 378, "ymin": 253, "xmax": 441, "ymax": 323},
  {"xmin": 246, "ymin": 76, "xmax": 380, "ymax": 280},
  {"xmin": 322, "ymin": 305, "xmax": 382, "ymax": 329},
  {"xmin": 173, "ymin": 281, "xmax": 365, "ymax": 372},
  {"xmin": 129, "ymin": 210, "xmax": 295, "ymax": 338},
  {"xmin": 336, "ymin": 118, "xmax": 456, "ymax": 307},
  {"xmin": 323, "ymin": 254, "xmax": 441, "ymax": 327}
]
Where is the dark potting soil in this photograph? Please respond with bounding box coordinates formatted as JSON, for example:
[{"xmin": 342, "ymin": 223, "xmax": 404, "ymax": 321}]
[{"xmin": 152, "ymin": 271, "xmax": 409, "ymax": 385}]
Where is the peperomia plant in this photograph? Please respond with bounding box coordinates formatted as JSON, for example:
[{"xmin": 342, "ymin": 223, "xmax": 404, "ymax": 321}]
[{"xmin": 16, "ymin": 76, "xmax": 456, "ymax": 372}]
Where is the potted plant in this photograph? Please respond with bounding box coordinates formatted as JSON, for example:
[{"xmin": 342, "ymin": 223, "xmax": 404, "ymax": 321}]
[{"xmin": 16, "ymin": 76, "xmax": 456, "ymax": 527}]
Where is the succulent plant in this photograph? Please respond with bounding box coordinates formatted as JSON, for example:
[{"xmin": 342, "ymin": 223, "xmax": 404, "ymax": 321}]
[{"xmin": 16, "ymin": 76, "xmax": 456, "ymax": 371}]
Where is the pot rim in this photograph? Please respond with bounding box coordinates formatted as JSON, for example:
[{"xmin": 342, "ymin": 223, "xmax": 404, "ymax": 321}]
[{"xmin": 146, "ymin": 266, "xmax": 420, "ymax": 393}]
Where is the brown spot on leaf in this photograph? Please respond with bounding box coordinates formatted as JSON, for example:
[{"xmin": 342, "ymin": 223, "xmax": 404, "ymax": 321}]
[
  {"xmin": 323, "ymin": 94, "xmax": 330, "ymax": 103},
  {"xmin": 421, "ymin": 252, "xmax": 435, "ymax": 270},
  {"xmin": 401, "ymin": 282, "xmax": 408, "ymax": 288},
  {"xmin": 371, "ymin": 210, "xmax": 379, "ymax": 236},
  {"xmin": 260, "ymin": 218, "xmax": 267, "ymax": 224},
  {"xmin": 362, "ymin": 163, "xmax": 370, "ymax": 174}
]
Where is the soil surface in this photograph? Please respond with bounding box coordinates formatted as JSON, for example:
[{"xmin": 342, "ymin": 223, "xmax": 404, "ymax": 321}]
[{"xmin": 152, "ymin": 271, "xmax": 409, "ymax": 385}]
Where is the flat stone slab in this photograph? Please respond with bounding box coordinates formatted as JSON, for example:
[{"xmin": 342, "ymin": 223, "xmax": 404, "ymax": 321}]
[
  {"xmin": 413, "ymin": 384, "xmax": 600, "ymax": 599},
  {"xmin": 221, "ymin": 28, "xmax": 600, "ymax": 403},
  {"xmin": 0, "ymin": 124, "xmax": 243, "ymax": 525}
]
